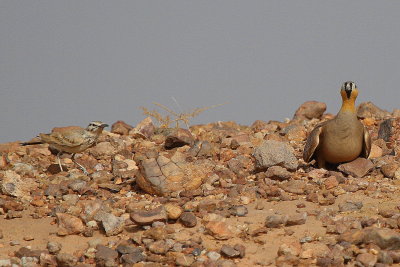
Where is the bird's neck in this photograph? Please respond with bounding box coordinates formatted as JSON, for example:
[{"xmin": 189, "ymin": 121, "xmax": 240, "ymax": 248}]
[{"xmin": 339, "ymin": 98, "xmax": 356, "ymax": 114}]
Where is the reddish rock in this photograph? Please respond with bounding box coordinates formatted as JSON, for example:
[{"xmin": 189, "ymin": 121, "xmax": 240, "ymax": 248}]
[
  {"xmin": 338, "ymin": 158, "xmax": 374, "ymax": 177},
  {"xmin": 324, "ymin": 176, "xmax": 339, "ymax": 189},
  {"xmin": 130, "ymin": 206, "xmax": 167, "ymax": 225},
  {"xmin": 56, "ymin": 213, "xmax": 85, "ymax": 235},
  {"xmin": 205, "ymin": 221, "xmax": 233, "ymax": 240},
  {"xmin": 129, "ymin": 117, "xmax": 155, "ymax": 139},
  {"xmin": 293, "ymin": 101, "xmax": 326, "ymax": 121},
  {"xmin": 357, "ymin": 102, "xmax": 391, "ymax": 120},
  {"xmin": 111, "ymin": 120, "xmax": 133, "ymax": 135}
]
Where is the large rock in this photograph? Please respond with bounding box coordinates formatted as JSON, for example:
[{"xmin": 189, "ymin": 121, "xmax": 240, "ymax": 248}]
[
  {"xmin": 253, "ymin": 140, "xmax": 298, "ymax": 171},
  {"xmin": 293, "ymin": 101, "xmax": 326, "ymax": 121},
  {"xmin": 0, "ymin": 170, "xmax": 37, "ymax": 198},
  {"xmin": 136, "ymin": 153, "xmax": 213, "ymax": 196},
  {"xmin": 357, "ymin": 102, "xmax": 391, "ymax": 120}
]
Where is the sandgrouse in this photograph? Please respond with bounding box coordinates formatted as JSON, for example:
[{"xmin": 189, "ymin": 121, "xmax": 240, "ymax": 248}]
[
  {"xmin": 303, "ymin": 81, "xmax": 371, "ymax": 169},
  {"xmin": 22, "ymin": 121, "xmax": 108, "ymax": 173}
]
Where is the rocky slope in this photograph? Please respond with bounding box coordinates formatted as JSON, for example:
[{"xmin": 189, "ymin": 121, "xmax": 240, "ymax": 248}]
[{"xmin": 0, "ymin": 101, "xmax": 400, "ymax": 266}]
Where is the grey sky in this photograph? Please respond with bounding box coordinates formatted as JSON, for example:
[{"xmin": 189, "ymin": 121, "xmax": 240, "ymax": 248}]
[{"xmin": 1, "ymin": 1, "xmax": 400, "ymax": 143}]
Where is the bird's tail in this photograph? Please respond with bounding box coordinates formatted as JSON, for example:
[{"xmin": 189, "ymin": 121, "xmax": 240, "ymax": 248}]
[{"xmin": 20, "ymin": 141, "xmax": 43, "ymax": 146}]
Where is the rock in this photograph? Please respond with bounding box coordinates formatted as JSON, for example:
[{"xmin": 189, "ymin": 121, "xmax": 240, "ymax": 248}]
[
  {"xmin": 95, "ymin": 245, "xmax": 118, "ymax": 266},
  {"xmin": 229, "ymin": 205, "xmax": 248, "ymax": 217},
  {"xmin": 286, "ymin": 212, "xmax": 307, "ymax": 226},
  {"xmin": 136, "ymin": 154, "xmax": 212, "ymax": 196},
  {"xmin": 381, "ymin": 163, "xmax": 399, "ymax": 178},
  {"xmin": 364, "ymin": 228, "xmax": 400, "ymax": 250},
  {"xmin": 357, "ymin": 102, "xmax": 391, "ymax": 120},
  {"xmin": 221, "ymin": 245, "xmax": 241, "ymax": 258},
  {"xmin": 175, "ymin": 253, "xmax": 195, "ymax": 266},
  {"xmin": 339, "ymin": 201, "xmax": 363, "ymax": 212},
  {"xmin": 179, "ymin": 212, "xmax": 197, "ymax": 228},
  {"xmin": 279, "ymin": 180, "xmax": 307, "ymax": 194},
  {"xmin": 148, "ymin": 240, "xmax": 169, "ymax": 254},
  {"xmin": 0, "ymin": 170, "xmax": 37, "ymax": 198},
  {"xmin": 99, "ymin": 212, "xmax": 125, "ymax": 236},
  {"xmin": 369, "ymin": 144, "xmax": 383, "ymax": 158},
  {"xmin": 164, "ymin": 203, "xmax": 183, "ymax": 220},
  {"xmin": 89, "ymin": 142, "xmax": 117, "ymax": 158},
  {"xmin": 265, "ymin": 166, "xmax": 291, "ymax": 181},
  {"xmin": 120, "ymin": 249, "xmax": 146, "ymax": 264},
  {"xmin": 285, "ymin": 125, "xmax": 307, "ymax": 142},
  {"xmin": 56, "ymin": 213, "xmax": 85, "ymax": 235},
  {"xmin": 56, "ymin": 253, "xmax": 78, "ymax": 267},
  {"xmin": 277, "ymin": 237, "xmax": 302, "ymax": 257},
  {"xmin": 338, "ymin": 158, "xmax": 374, "ymax": 177},
  {"xmin": 301, "ymin": 242, "xmax": 330, "ymax": 258},
  {"xmin": 165, "ymin": 128, "xmax": 195, "ymax": 149},
  {"xmin": 356, "ymin": 253, "xmax": 377, "ymax": 267},
  {"xmin": 253, "ymin": 140, "xmax": 298, "ymax": 171},
  {"xmin": 378, "ymin": 119, "xmax": 393, "ymax": 142},
  {"xmin": 205, "ymin": 221, "xmax": 233, "ymax": 240},
  {"xmin": 130, "ymin": 206, "xmax": 167, "ymax": 225},
  {"xmin": 207, "ymin": 251, "xmax": 222, "ymax": 261},
  {"xmin": 143, "ymin": 226, "xmax": 167, "ymax": 240},
  {"xmin": 265, "ymin": 215, "xmax": 288, "ymax": 228},
  {"xmin": 129, "ymin": 117, "xmax": 155, "ymax": 139},
  {"xmin": 111, "ymin": 120, "xmax": 133, "ymax": 135},
  {"xmin": 188, "ymin": 141, "xmax": 214, "ymax": 158},
  {"xmin": 293, "ymin": 101, "xmax": 327, "ymax": 121},
  {"xmin": 324, "ymin": 176, "xmax": 339, "ymax": 189},
  {"xmin": 47, "ymin": 242, "xmax": 62, "ymax": 254}
]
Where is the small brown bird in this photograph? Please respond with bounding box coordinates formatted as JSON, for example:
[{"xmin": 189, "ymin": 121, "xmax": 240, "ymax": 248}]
[
  {"xmin": 22, "ymin": 121, "xmax": 108, "ymax": 173},
  {"xmin": 303, "ymin": 81, "xmax": 371, "ymax": 168}
]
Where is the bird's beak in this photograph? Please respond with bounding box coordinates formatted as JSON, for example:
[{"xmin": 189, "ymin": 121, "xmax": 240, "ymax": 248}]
[{"xmin": 101, "ymin": 123, "xmax": 109, "ymax": 128}]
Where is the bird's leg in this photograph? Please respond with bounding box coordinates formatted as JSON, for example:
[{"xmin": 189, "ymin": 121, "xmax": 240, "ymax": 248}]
[
  {"xmin": 72, "ymin": 153, "xmax": 89, "ymax": 175},
  {"xmin": 317, "ymin": 157, "xmax": 327, "ymax": 169},
  {"xmin": 57, "ymin": 151, "xmax": 64, "ymax": 172}
]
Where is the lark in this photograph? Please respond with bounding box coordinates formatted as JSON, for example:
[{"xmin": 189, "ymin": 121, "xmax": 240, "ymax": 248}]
[{"xmin": 22, "ymin": 121, "xmax": 108, "ymax": 173}]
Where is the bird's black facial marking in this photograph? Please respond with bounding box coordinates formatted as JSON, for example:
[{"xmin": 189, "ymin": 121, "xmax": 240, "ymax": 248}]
[
  {"xmin": 343, "ymin": 81, "xmax": 354, "ymax": 99},
  {"xmin": 345, "ymin": 88, "xmax": 352, "ymax": 98}
]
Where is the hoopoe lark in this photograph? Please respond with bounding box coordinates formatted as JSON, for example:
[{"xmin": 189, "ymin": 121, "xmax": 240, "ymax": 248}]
[
  {"xmin": 303, "ymin": 81, "xmax": 371, "ymax": 169},
  {"xmin": 22, "ymin": 121, "xmax": 108, "ymax": 173}
]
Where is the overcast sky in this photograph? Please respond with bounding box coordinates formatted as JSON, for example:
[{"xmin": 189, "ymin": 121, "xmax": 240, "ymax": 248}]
[{"xmin": 1, "ymin": 1, "xmax": 400, "ymax": 143}]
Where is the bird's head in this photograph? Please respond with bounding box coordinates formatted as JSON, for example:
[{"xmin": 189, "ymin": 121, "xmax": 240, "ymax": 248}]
[
  {"xmin": 86, "ymin": 121, "xmax": 109, "ymax": 133},
  {"xmin": 340, "ymin": 81, "xmax": 358, "ymax": 101}
]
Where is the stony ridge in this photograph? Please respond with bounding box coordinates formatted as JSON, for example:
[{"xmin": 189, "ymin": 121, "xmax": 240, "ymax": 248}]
[{"xmin": 0, "ymin": 101, "xmax": 400, "ymax": 266}]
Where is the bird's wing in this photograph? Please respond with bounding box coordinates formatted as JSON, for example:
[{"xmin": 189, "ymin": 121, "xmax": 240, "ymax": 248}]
[
  {"xmin": 40, "ymin": 127, "xmax": 86, "ymax": 147},
  {"xmin": 361, "ymin": 126, "xmax": 371, "ymax": 158},
  {"xmin": 303, "ymin": 122, "xmax": 324, "ymax": 162}
]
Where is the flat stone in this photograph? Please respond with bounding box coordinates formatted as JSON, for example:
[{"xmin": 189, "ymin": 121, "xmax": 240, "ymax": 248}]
[
  {"xmin": 130, "ymin": 206, "xmax": 167, "ymax": 225},
  {"xmin": 339, "ymin": 201, "xmax": 363, "ymax": 212},
  {"xmin": 265, "ymin": 166, "xmax": 291, "ymax": 181},
  {"xmin": 338, "ymin": 158, "xmax": 374, "ymax": 177},
  {"xmin": 205, "ymin": 221, "xmax": 233, "ymax": 240},
  {"xmin": 221, "ymin": 245, "xmax": 241, "ymax": 258},
  {"xmin": 95, "ymin": 245, "xmax": 118, "ymax": 266}
]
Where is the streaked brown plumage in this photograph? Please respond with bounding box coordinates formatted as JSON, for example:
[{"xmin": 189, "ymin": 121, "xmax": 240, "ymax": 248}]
[
  {"xmin": 303, "ymin": 81, "xmax": 371, "ymax": 168},
  {"xmin": 22, "ymin": 121, "xmax": 108, "ymax": 173}
]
